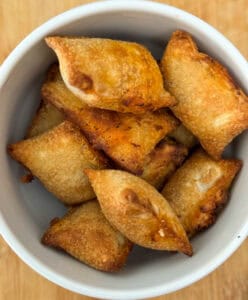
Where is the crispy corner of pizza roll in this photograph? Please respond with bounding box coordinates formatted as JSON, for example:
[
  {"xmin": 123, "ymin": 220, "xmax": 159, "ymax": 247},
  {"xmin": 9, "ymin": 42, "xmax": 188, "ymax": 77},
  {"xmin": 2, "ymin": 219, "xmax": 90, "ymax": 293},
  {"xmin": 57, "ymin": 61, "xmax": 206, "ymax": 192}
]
[
  {"xmin": 85, "ymin": 169, "xmax": 193, "ymax": 256},
  {"xmin": 45, "ymin": 36, "xmax": 175, "ymax": 114},
  {"xmin": 8, "ymin": 121, "xmax": 108, "ymax": 205},
  {"xmin": 169, "ymin": 123, "xmax": 198, "ymax": 149},
  {"xmin": 41, "ymin": 64, "xmax": 87, "ymax": 111},
  {"xmin": 162, "ymin": 148, "xmax": 242, "ymax": 237},
  {"xmin": 26, "ymin": 101, "xmax": 64, "ymax": 138},
  {"xmin": 161, "ymin": 30, "xmax": 248, "ymax": 159},
  {"xmin": 42, "ymin": 65, "xmax": 178, "ymax": 174},
  {"xmin": 141, "ymin": 139, "xmax": 188, "ymax": 189},
  {"xmin": 42, "ymin": 200, "xmax": 132, "ymax": 272}
]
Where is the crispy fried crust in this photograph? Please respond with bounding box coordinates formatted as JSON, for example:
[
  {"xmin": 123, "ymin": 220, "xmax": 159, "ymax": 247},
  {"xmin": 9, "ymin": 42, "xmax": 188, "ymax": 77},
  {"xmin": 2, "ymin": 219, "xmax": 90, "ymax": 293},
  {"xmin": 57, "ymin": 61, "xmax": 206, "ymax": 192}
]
[
  {"xmin": 42, "ymin": 200, "xmax": 132, "ymax": 272},
  {"xmin": 8, "ymin": 121, "xmax": 108, "ymax": 205},
  {"xmin": 161, "ymin": 30, "xmax": 248, "ymax": 159},
  {"xmin": 42, "ymin": 65, "xmax": 178, "ymax": 174},
  {"xmin": 141, "ymin": 139, "xmax": 188, "ymax": 189},
  {"xmin": 169, "ymin": 123, "xmax": 198, "ymax": 149},
  {"xmin": 45, "ymin": 36, "xmax": 175, "ymax": 114},
  {"xmin": 26, "ymin": 101, "xmax": 64, "ymax": 138},
  {"xmin": 162, "ymin": 148, "xmax": 242, "ymax": 237},
  {"xmin": 69, "ymin": 109, "xmax": 178, "ymax": 175},
  {"xmin": 85, "ymin": 169, "xmax": 192, "ymax": 255}
]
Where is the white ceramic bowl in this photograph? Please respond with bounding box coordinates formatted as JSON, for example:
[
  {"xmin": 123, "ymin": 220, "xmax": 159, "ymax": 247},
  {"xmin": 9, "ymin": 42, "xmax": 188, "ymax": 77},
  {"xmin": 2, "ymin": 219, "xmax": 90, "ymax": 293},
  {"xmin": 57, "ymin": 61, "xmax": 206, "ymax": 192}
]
[{"xmin": 0, "ymin": 1, "xmax": 247, "ymax": 299}]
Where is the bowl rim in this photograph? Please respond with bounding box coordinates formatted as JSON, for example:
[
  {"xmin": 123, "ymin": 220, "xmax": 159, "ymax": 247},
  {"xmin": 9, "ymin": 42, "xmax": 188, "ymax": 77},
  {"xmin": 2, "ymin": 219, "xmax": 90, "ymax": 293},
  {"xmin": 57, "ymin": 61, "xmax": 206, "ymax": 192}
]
[{"xmin": 0, "ymin": 1, "xmax": 248, "ymax": 299}]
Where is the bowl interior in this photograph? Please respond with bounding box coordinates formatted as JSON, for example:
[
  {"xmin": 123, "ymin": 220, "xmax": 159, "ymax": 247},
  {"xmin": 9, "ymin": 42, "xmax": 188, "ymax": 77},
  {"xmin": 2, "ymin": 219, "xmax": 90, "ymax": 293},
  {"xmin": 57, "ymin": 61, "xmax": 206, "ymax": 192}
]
[{"xmin": 0, "ymin": 3, "xmax": 248, "ymax": 299}]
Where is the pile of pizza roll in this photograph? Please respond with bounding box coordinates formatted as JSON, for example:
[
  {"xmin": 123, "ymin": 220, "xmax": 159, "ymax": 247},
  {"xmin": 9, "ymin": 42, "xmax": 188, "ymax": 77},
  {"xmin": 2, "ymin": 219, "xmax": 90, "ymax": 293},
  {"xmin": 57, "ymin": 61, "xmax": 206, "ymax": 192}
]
[{"xmin": 8, "ymin": 31, "xmax": 248, "ymax": 272}]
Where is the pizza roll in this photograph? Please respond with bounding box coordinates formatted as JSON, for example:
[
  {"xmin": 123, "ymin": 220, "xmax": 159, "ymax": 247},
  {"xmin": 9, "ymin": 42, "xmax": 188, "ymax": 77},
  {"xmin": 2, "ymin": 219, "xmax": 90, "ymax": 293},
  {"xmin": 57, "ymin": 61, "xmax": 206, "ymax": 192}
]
[
  {"xmin": 8, "ymin": 121, "xmax": 108, "ymax": 205},
  {"xmin": 162, "ymin": 148, "xmax": 242, "ymax": 237},
  {"xmin": 85, "ymin": 169, "xmax": 193, "ymax": 256},
  {"xmin": 24, "ymin": 100, "xmax": 64, "ymax": 183},
  {"xmin": 141, "ymin": 139, "xmax": 188, "ymax": 189},
  {"xmin": 45, "ymin": 36, "xmax": 175, "ymax": 114},
  {"xmin": 72, "ymin": 109, "xmax": 177, "ymax": 175},
  {"xmin": 42, "ymin": 65, "xmax": 178, "ymax": 174},
  {"xmin": 42, "ymin": 200, "xmax": 132, "ymax": 272},
  {"xmin": 26, "ymin": 101, "xmax": 64, "ymax": 138},
  {"xmin": 161, "ymin": 30, "xmax": 248, "ymax": 159}
]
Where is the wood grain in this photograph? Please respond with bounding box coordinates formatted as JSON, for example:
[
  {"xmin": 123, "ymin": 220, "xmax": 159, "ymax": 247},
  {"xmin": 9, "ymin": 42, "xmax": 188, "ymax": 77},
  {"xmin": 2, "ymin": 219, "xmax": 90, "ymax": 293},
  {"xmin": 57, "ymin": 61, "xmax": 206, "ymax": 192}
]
[{"xmin": 0, "ymin": 1, "xmax": 247, "ymax": 299}]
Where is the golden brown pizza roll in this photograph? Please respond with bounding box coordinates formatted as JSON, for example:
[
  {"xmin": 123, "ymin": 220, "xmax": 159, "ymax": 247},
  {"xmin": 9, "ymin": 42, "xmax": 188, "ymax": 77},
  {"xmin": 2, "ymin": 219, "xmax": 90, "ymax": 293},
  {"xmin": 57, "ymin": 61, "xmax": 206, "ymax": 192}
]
[
  {"xmin": 45, "ymin": 36, "xmax": 175, "ymax": 114},
  {"xmin": 71, "ymin": 109, "xmax": 178, "ymax": 175},
  {"xmin": 85, "ymin": 169, "xmax": 193, "ymax": 256},
  {"xmin": 42, "ymin": 65, "xmax": 178, "ymax": 174},
  {"xmin": 23, "ymin": 100, "xmax": 64, "ymax": 183},
  {"xmin": 141, "ymin": 139, "xmax": 188, "ymax": 189},
  {"xmin": 42, "ymin": 200, "xmax": 132, "ymax": 272},
  {"xmin": 162, "ymin": 148, "xmax": 242, "ymax": 237},
  {"xmin": 161, "ymin": 30, "xmax": 248, "ymax": 159},
  {"xmin": 26, "ymin": 101, "xmax": 64, "ymax": 138},
  {"xmin": 169, "ymin": 123, "xmax": 198, "ymax": 149},
  {"xmin": 8, "ymin": 121, "xmax": 108, "ymax": 205}
]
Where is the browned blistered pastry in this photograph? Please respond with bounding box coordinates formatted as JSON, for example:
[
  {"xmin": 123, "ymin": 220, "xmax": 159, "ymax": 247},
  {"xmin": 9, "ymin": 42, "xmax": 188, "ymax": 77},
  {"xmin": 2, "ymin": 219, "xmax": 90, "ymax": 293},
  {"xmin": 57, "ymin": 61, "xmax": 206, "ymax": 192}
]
[
  {"xmin": 162, "ymin": 148, "xmax": 242, "ymax": 237},
  {"xmin": 161, "ymin": 30, "xmax": 248, "ymax": 159},
  {"xmin": 141, "ymin": 139, "xmax": 188, "ymax": 189},
  {"xmin": 42, "ymin": 65, "xmax": 178, "ymax": 174},
  {"xmin": 8, "ymin": 121, "xmax": 108, "ymax": 205},
  {"xmin": 26, "ymin": 98, "xmax": 186, "ymax": 189},
  {"xmin": 26, "ymin": 101, "xmax": 64, "ymax": 138},
  {"xmin": 45, "ymin": 36, "xmax": 175, "ymax": 114},
  {"xmin": 85, "ymin": 169, "xmax": 193, "ymax": 256},
  {"xmin": 42, "ymin": 200, "xmax": 132, "ymax": 272},
  {"xmin": 26, "ymin": 98, "xmax": 187, "ymax": 189}
]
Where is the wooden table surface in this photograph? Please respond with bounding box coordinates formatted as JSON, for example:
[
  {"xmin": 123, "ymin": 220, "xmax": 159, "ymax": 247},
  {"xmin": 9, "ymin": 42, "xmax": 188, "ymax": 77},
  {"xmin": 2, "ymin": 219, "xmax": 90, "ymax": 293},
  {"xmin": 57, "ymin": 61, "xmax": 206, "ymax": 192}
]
[{"xmin": 0, "ymin": 1, "xmax": 247, "ymax": 299}]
